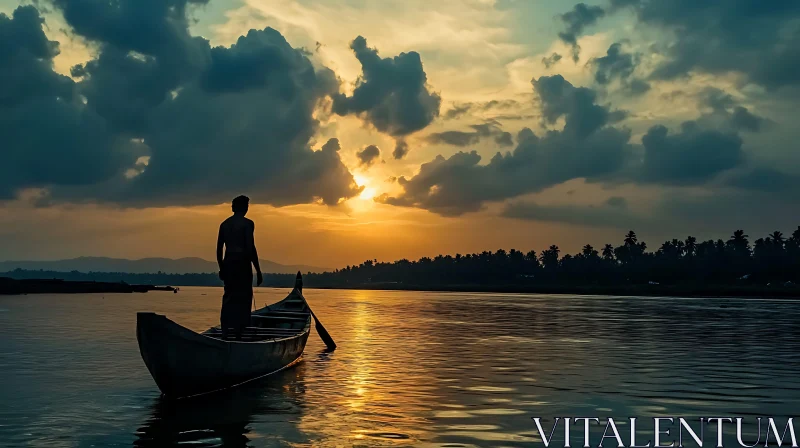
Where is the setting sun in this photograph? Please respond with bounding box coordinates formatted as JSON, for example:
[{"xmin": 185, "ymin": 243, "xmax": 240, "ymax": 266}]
[{"xmin": 353, "ymin": 174, "xmax": 376, "ymax": 200}]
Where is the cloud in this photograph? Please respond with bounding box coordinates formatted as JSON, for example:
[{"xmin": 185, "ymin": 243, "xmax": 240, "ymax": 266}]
[
  {"xmin": 590, "ymin": 42, "xmax": 650, "ymax": 95},
  {"xmin": 356, "ymin": 144, "xmax": 381, "ymax": 167},
  {"xmin": 542, "ymin": 52, "xmax": 563, "ymax": 69},
  {"xmin": 0, "ymin": 6, "xmax": 136, "ymax": 199},
  {"xmin": 614, "ymin": 0, "xmax": 800, "ymax": 90},
  {"xmin": 377, "ymin": 75, "xmax": 633, "ymax": 216},
  {"xmin": 534, "ymin": 74, "xmax": 627, "ymax": 138},
  {"xmin": 393, "ymin": 139, "xmax": 409, "ymax": 160},
  {"xmin": 426, "ymin": 121, "xmax": 513, "ymax": 147},
  {"xmin": 443, "ymin": 104, "xmax": 473, "ymax": 120},
  {"xmin": 332, "ymin": 36, "xmax": 441, "ymax": 137},
  {"xmin": 626, "ymin": 87, "xmax": 764, "ymax": 187},
  {"xmin": 57, "ymin": 0, "xmax": 211, "ymax": 134},
  {"xmin": 502, "ymin": 188, "xmax": 800, "ymax": 237},
  {"xmin": 502, "ymin": 199, "xmax": 648, "ymax": 229},
  {"xmin": 550, "ymin": 1, "xmax": 800, "ymax": 90},
  {"xmin": 377, "ymin": 72, "xmax": 777, "ymax": 216},
  {"xmin": 698, "ymin": 88, "xmax": 765, "ymax": 132},
  {"xmin": 724, "ymin": 167, "xmax": 800, "ymax": 193},
  {"xmin": 605, "ymin": 196, "xmax": 628, "ymax": 208},
  {"xmin": 656, "ymin": 189, "xmax": 800, "ymax": 235},
  {"xmin": 639, "ymin": 122, "xmax": 744, "ymax": 185},
  {"xmin": 558, "ymin": 3, "xmax": 606, "ymax": 61},
  {"xmin": 442, "ymin": 100, "xmax": 521, "ymax": 120},
  {"xmin": 5, "ymin": 2, "xmax": 363, "ymax": 208}
]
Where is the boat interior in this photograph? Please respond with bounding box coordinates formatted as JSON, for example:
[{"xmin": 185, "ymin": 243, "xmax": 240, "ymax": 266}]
[{"xmin": 202, "ymin": 295, "xmax": 311, "ymax": 342}]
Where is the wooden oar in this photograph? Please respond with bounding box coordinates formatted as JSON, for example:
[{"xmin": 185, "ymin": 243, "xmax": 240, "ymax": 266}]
[
  {"xmin": 294, "ymin": 272, "xmax": 336, "ymax": 350},
  {"xmin": 309, "ymin": 307, "xmax": 336, "ymax": 350}
]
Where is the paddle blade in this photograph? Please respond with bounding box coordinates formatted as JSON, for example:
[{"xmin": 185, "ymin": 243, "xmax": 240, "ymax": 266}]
[{"xmin": 311, "ymin": 312, "xmax": 336, "ymax": 350}]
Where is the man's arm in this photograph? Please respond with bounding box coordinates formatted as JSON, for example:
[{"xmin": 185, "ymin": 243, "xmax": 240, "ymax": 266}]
[
  {"xmin": 248, "ymin": 221, "xmax": 263, "ymax": 286},
  {"xmin": 216, "ymin": 224, "xmax": 225, "ymax": 279}
]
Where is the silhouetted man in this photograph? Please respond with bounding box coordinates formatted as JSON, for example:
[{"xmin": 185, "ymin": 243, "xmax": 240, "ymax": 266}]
[{"xmin": 217, "ymin": 195, "xmax": 263, "ymax": 339}]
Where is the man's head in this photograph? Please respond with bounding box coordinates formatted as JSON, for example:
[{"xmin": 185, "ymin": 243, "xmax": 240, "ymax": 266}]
[{"xmin": 232, "ymin": 195, "xmax": 249, "ymax": 215}]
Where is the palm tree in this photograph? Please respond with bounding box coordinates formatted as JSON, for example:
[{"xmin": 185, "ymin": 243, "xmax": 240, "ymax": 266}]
[
  {"xmin": 582, "ymin": 244, "xmax": 598, "ymax": 258},
  {"xmin": 728, "ymin": 229, "xmax": 750, "ymax": 254},
  {"xmin": 602, "ymin": 244, "xmax": 614, "ymax": 261},
  {"xmin": 684, "ymin": 236, "xmax": 697, "ymax": 257},
  {"xmin": 540, "ymin": 245, "xmax": 560, "ymax": 270},
  {"xmin": 770, "ymin": 231, "xmax": 785, "ymax": 246},
  {"xmin": 624, "ymin": 230, "xmax": 638, "ymax": 247},
  {"xmin": 675, "ymin": 239, "xmax": 685, "ymax": 257}
]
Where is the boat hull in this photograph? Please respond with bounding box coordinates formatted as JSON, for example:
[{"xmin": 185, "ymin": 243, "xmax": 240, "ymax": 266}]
[{"xmin": 137, "ymin": 312, "xmax": 309, "ymax": 398}]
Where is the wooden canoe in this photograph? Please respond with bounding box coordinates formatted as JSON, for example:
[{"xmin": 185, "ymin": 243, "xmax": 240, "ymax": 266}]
[{"xmin": 136, "ymin": 274, "xmax": 311, "ymax": 399}]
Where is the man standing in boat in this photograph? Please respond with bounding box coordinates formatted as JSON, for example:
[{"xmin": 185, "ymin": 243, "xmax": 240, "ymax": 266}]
[{"xmin": 217, "ymin": 195, "xmax": 263, "ymax": 339}]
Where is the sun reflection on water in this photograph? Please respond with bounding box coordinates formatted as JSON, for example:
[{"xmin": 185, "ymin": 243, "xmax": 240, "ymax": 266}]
[{"xmin": 3, "ymin": 288, "xmax": 800, "ymax": 447}]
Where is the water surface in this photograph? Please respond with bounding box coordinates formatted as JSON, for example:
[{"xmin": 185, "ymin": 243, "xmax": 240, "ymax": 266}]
[{"xmin": 1, "ymin": 288, "xmax": 799, "ymax": 447}]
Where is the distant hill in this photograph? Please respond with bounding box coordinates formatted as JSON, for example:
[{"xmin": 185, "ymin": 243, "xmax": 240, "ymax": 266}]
[{"xmin": 0, "ymin": 257, "xmax": 331, "ymax": 275}]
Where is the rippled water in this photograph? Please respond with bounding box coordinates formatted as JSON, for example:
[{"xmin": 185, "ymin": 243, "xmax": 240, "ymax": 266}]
[{"xmin": 1, "ymin": 288, "xmax": 799, "ymax": 447}]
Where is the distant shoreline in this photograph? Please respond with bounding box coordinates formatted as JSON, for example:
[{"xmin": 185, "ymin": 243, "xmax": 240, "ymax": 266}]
[
  {"xmin": 0, "ymin": 277, "xmax": 177, "ymax": 295},
  {"xmin": 306, "ymin": 283, "xmax": 800, "ymax": 299},
  {"xmin": 3, "ymin": 274, "xmax": 798, "ymax": 299}
]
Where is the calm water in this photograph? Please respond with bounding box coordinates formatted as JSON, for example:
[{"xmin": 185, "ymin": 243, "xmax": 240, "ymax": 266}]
[{"xmin": 1, "ymin": 288, "xmax": 799, "ymax": 447}]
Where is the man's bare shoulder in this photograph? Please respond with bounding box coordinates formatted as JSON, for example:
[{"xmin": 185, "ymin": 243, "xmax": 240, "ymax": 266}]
[{"xmin": 220, "ymin": 216, "xmax": 235, "ymax": 228}]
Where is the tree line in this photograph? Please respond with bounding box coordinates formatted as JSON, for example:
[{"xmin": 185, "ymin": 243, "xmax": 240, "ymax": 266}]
[
  {"xmin": 308, "ymin": 227, "xmax": 800, "ymax": 287},
  {"xmin": 3, "ymin": 226, "xmax": 798, "ymax": 290}
]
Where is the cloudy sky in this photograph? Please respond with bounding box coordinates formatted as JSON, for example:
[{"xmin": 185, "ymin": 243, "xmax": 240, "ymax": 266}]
[{"xmin": 1, "ymin": 0, "xmax": 799, "ymax": 267}]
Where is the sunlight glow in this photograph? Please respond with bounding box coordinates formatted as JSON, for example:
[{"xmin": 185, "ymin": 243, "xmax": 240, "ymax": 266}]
[{"xmin": 354, "ymin": 174, "xmax": 376, "ymax": 200}]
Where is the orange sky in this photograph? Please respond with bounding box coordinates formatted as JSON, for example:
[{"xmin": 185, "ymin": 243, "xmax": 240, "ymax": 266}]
[{"xmin": 1, "ymin": 0, "xmax": 799, "ymax": 268}]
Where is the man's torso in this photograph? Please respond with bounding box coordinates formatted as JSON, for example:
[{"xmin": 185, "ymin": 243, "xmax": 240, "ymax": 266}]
[{"xmin": 220, "ymin": 215, "xmax": 254, "ymax": 262}]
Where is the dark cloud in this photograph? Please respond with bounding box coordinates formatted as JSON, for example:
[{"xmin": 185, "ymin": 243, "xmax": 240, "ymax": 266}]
[
  {"xmin": 608, "ymin": 87, "xmax": 766, "ymax": 188},
  {"xmin": 393, "ymin": 139, "xmax": 409, "ymax": 160},
  {"xmin": 593, "ymin": 43, "xmax": 634, "ymax": 84},
  {"xmin": 502, "ymin": 188, "xmax": 800, "ymax": 238},
  {"xmin": 443, "ymin": 103, "xmax": 472, "ymax": 120},
  {"xmin": 552, "ymin": 1, "xmax": 800, "ymax": 89},
  {"xmin": 558, "ymin": 3, "xmax": 605, "ymax": 61},
  {"xmin": 614, "ymin": 0, "xmax": 800, "ymax": 89},
  {"xmin": 0, "ymin": 6, "xmax": 71, "ymax": 105},
  {"xmin": 542, "ymin": 52, "xmax": 563, "ymax": 69},
  {"xmin": 701, "ymin": 88, "xmax": 737, "ymax": 111},
  {"xmin": 698, "ymin": 88, "xmax": 765, "ymax": 132},
  {"xmin": 730, "ymin": 107, "xmax": 763, "ymax": 132},
  {"xmin": 52, "ymin": 0, "xmax": 209, "ymax": 52},
  {"xmin": 534, "ymin": 74, "xmax": 627, "ymax": 138},
  {"xmin": 102, "ymin": 27, "xmax": 357, "ymax": 207},
  {"xmin": 591, "ymin": 42, "xmax": 650, "ymax": 95},
  {"xmin": 443, "ymin": 100, "xmax": 521, "ymax": 120},
  {"xmin": 626, "ymin": 79, "xmax": 651, "ymax": 96},
  {"xmin": 332, "ymin": 36, "xmax": 441, "ymax": 136},
  {"xmin": 724, "ymin": 167, "xmax": 800, "ymax": 193},
  {"xmin": 377, "ymin": 76, "xmax": 632, "ymax": 216},
  {"xmin": 356, "ymin": 145, "xmax": 381, "ymax": 167},
  {"xmin": 4, "ymin": 2, "xmax": 362, "ymax": 208},
  {"xmin": 656, "ymin": 190, "xmax": 800, "ymax": 235},
  {"xmin": 502, "ymin": 199, "xmax": 647, "ymax": 229},
  {"xmin": 379, "ymin": 72, "xmax": 778, "ymax": 215},
  {"xmin": 0, "ymin": 6, "xmax": 136, "ymax": 199},
  {"xmin": 426, "ymin": 121, "xmax": 513, "ymax": 147},
  {"xmin": 639, "ymin": 121, "xmax": 744, "ymax": 185},
  {"xmin": 426, "ymin": 131, "xmax": 474, "ymax": 147},
  {"xmin": 605, "ymin": 196, "xmax": 628, "ymax": 208},
  {"xmin": 59, "ymin": 0, "xmax": 211, "ymax": 133}
]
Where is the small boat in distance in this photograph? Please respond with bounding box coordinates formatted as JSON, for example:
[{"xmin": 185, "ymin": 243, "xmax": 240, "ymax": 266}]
[{"xmin": 137, "ymin": 274, "xmax": 311, "ymax": 399}]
